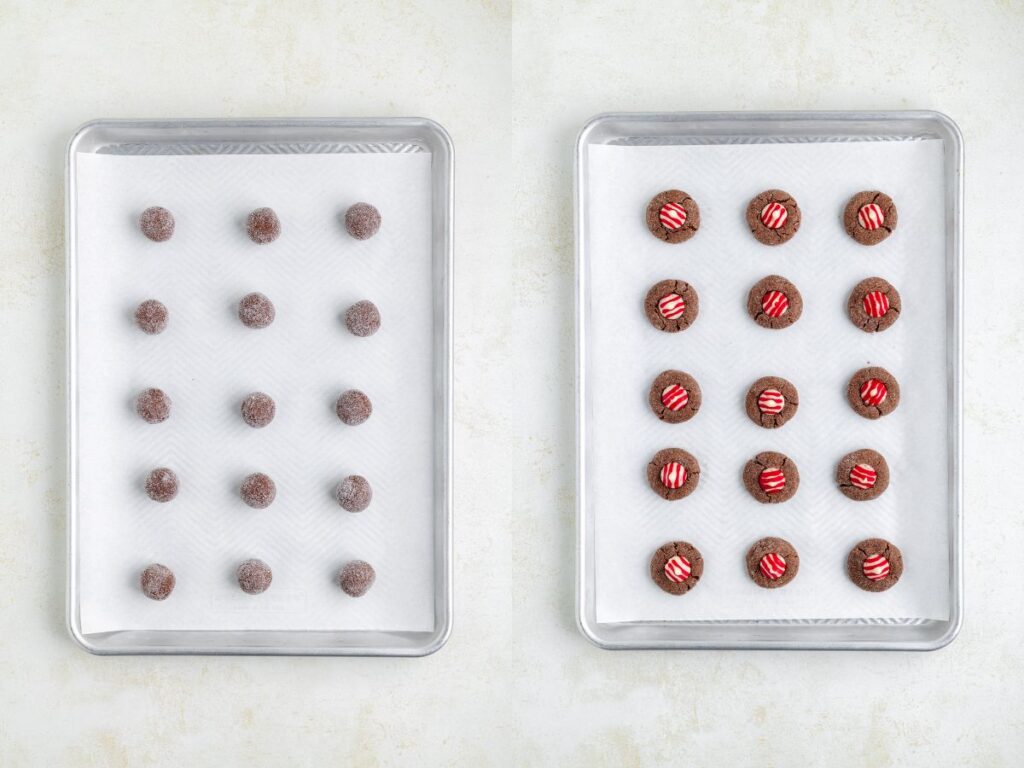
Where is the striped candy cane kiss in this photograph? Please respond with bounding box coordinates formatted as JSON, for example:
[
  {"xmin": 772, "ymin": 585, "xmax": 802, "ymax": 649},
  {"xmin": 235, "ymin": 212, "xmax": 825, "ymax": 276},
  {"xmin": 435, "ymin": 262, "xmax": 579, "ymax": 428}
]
[
  {"xmin": 757, "ymin": 389, "xmax": 785, "ymax": 415},
  {"xmin": 759, "ymin": 552, "xmax": 787, "ymax": 580},
  {"xmin": 862, "ymin": 291, "xmax": 890, "ymax": 318},
  {"xmin": 850, "ymin": 463, "xmax": 877, "ymax": 490},
  {"xmin": 661, "ymin": 384, "xmax": 689, "ymax": 411},
  {"xmin": 658, "ymin": 293, "xmax": 686, "ymax": 319},
  {"xmin": 761, "ymin": 291, "xmax": 789, "ymax": 318},
  {"xmin": 660, "ymin": 462, "xmax": 687, "ymax": 489},
  {"xmin": 664, "ymin": 555, "xmax": 692, "ymax": 583},
  {"xmin": 758, "ymin": 467, "xmax": 786, "ymax": 494},
  {"xmin": 659, "ymin": 202, "xmax": 687, "ymax": 231},
  {"xmin": 862, "ymin": 554, "xmax": 890, "ymax": 581},
  {"xmin": 859, "ymin": 378, "xmax": 888, "ymax": 406},
  {"xmin": 759, "ymin": 202, "xmax": 788, "ymax": 229},
  {"xmin": 857, "ymin": 203, "xmax": 885, "ymax": 230}
]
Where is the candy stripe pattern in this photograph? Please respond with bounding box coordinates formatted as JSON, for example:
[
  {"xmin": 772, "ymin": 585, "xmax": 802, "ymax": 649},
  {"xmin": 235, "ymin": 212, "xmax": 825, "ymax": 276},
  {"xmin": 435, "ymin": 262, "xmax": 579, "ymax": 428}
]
[
  {"xmin": 758, "ymin": 468, "xmax": 786, "ymax": 494},
  {"xmin": 857, "ymin": 203, "xmax": 885, "ymax": 230},
  {"xmin": 862, "ymin": 290, "xmax": 890, "ymax": 318},
  {"xmin": 757, "ymin": 389, "xmax": 785, "ymax": 415},
  {"xmin": 660, "ymin": 462, "xmax": 687, "ymax": 489},
  {"xmin": 658, "ymin": 293, "xmax": 686, "ymax": 319},
  {"xmin": 759, "ymin": 202, "xmax": 788, "ymax": 229},
  {"xmin": 859, "ymin": 378, "xmax": 888, "ymax": 406},
  {"xmin": 664, "ymin": 555, "xmax": 692, "ymax": 583},
  {"xmin": 862, "ymin": 554, "xmax": 890, "ymax": 581},
  {"xmin": 659, "ymin": 202, "xmax": 687, "ymax": 231},
  {"xmin": 850, "ymin": 463, "xmax": 877, "ymax": 490},
  {"xmin": 759, "ymin": 553, "xmax": 787, "ymax": 580},
  {"xmin": 761, "ymin": 291, "xmax": 789, "ymax": 318},
  {"xmin": 661, "ymin": 385, "xmax": 689, "ymax": 411}
]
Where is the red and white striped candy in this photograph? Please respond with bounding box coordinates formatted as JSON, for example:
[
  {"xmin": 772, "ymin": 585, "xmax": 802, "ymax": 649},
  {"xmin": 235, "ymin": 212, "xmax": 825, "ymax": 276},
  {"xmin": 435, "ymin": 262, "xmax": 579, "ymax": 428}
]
[
  {"xmin": 758, "ymin": 467, "xmax": 786, "ymax": 495},
  {"xmin": 761, "ymin": 291, "xmax": 789, "ymax": 318},
  {"xmin": 862, "ymin": 554, "xmax": 890, "ymax": 581},
  {"xmin": 863, "ymin": 291, "xmax": 890, "ymax": 318},
  {"xmin": 659, "ymin": 202, "xmax": 687, "ymax": 231},
  {"xmin": 660, "ymin": 462, "xmax": 687, "ymax": 489},
  {"xmin": 658, "ymin": 293, "xmax": 686, "ymax": 319},
  {"xmin": 857, "ymin": 203, "xmax": 885, "ymax": 230},
  {"xmin": 661, "ymin": 384, "xmax": 689, "ymax": 411},
  {"xmin": 760, "ymin": 202, "xmax": 788, "ymax": 229},
  {"xmin": 664, "ymin": 555, "xmax": 691, "ymax": 583},
  {"xmin": 850, "ymin": 463, "xmax": 877, "ymax": 490},
  {"xmin": 759, "ymin": 552, "xmax": 787, "ymax": 580},
  {"xmin": 758, "ymin": 389, "xmax": 785, "ymax": 415},
  {"xmin": 859, "ymin": 378, "xmax": 888, "ymax": 406}
]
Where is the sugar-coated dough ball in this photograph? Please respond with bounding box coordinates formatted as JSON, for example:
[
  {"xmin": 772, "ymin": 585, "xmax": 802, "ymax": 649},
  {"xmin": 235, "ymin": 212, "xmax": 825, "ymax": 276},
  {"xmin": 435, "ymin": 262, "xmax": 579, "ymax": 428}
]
[
  {"xmin": 338, "ymin": 560, "xmax": 375, "ymax": 597},
  {"xmin": 134, "ymin": 299, "xmax": 168, "ymax": 334},
  {"xmin": 238, "ymin": 292, "xmax": 275, "ymax": 329},
  {"xmin": 240, "ymin": 472, "xmax": 276, "ymax": 509},
  {"xmin": 335, "ymin": 475, "xmax": 372, "ymax": 512},
  {"xmin": 145, "ymin": 467, "xmax": 179, "ymax": 502},
  {"xmin": 240, "ymin": 392, "xmax": 276, "ymax": 428},
  {"xmin": 140, "ymin": 563, "xmax": 175, "ymax": 600},
  {"xmin": 336, "ymin": 389, "xmax": 372, "ymax": 425},
  {"xmin": 344, "ymin": 202, "xmax": 381, "ymax": 240},
  {"xmin": 135, "ymin": 388, "xmax": 171, "ymax": 423},
  {"xmin": 139, "ymin": 207, "xmax": 175, "ymax": 242},
  {"xmin": 236, "ymin": 559, "xmax": 273, "ymax": 594},
  {"xmin": 246, "ymin": 207, "xmax": 281, "ymax": 244}
]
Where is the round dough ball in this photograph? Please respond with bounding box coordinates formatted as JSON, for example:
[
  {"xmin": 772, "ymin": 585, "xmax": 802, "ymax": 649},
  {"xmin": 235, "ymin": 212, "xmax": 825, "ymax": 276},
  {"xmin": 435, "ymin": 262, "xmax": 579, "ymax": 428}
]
[
  {"xmin": 336, "ymin": 389, "xmax": 372, "ymax": 425},
  {"xmin": 335, "ymin": 475, "xmax": 372, "ymax": 512},
  {"xmin": 240, "ymin": 472, "xmax": 276, "ymax": 509},
  {"xmin": 236, "ymin": 559, "xmax": 273, "ymax": 594},
  {"xmin": 338, "ymin": 560, "xmax": 375, "ymax": 597},
  {"xmin": 240, "ymin": 392, "xmax": 276, "ymax": 428},
  {"xmin": 135, "ymin": 388, "xmax": 171, "ymax": 423},
  {"xmin": 145, "ymin": 467, "xmax": 179, "ymax": 503},
  {"xmin": 134, "ymin": 299, "xmax": 168, "ymax": 334},
  {"xmin": 238, "ymin": 292, "xmax": 276, "ymax": 329},
  {"xmin": 139, "ymin": 207, "xmax": 175, "ymax": 242},
  {"xmin": 344, "ymin": 203, "xmax": 382, "ymax": 240},
  {"xmin": 345, "ymin": 300, "xmax": 381, "ymax": 337},
  {"xmin": 246, "ymin": 207, "xmax": 281, "ymax": 244},
  {"xmin": 140, "ymin": 563, "xmax": 175, "ymax": 600}
]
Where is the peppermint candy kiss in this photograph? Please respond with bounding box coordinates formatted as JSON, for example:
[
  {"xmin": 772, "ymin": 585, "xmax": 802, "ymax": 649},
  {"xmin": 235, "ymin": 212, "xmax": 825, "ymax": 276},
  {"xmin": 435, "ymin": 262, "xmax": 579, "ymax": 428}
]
[
  {"xmin": 661, "ymin": 384, "xmax": 689, "ymax": 411},
  {"xmin": 658, "ymin": 293, "xmax": 686, "ymax": 319},
  {"xmin": 850, "ymin": 463, "xmax": 877, "ymax": 490},
  {"xmin": 759, "ymin": 202, "xmax": 788, "ymax": 229},
  {"xmin": 758, "ymin": 468, "xmax": 786, "ymax": 495},
  {"xmin": 863, "ymin": 290, "xmax": 890, "ymax": 318},
  {"xmin": 862, "ymin": 554, "xmax": 890, "ymax": 581},
  {"xmin": 664, "ymin": 555, "xmax": 691, "ymax": 583},
  {"xmin": 660, "ymin": 462, "xmax": 687, "ymax": 489},
  {"xmin": 761, "ymin": 291, "xmax": 789, "ymax": 318},
  {"xmin": 860, "ymin": 378, "xmax": 888, "ymax": 407},
  {"xmin": 759, "ymin": 552, "xmax": 787, "ymax": 580},
  {"xmin": 857, "ymin": 203, "xmax": 885, "ymax": 230},
  {"xmin": 659, "ymin": 202, "xmax": 687, "ymax": 231},
  {"xmin": 758, "ymin": 388, "xmax": 785, "ymax": 415}
]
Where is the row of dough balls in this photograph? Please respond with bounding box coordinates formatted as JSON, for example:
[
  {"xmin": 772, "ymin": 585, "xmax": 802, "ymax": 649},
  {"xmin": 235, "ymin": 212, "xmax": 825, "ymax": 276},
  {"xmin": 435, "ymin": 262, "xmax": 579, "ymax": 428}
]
[
  {"xmin": 134, "ymin": 296, "xmax": 381, "ymax": 335},
  {"xmin": 139, "ymin": 560, "xmax": 375, "ymax": 600},
  {"xmin": 133, "ymin": 388, "xmax": 373, "ymax": 427},
  {"xmin": 646, "ymin": 189, "xmax": 897, "ymax": 247}
]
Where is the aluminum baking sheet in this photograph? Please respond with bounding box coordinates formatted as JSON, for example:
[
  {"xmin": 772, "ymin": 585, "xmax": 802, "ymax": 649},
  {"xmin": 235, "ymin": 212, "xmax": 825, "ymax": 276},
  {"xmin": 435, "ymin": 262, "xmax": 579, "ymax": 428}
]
[
  {"xmin": 67, "ymin": 119, "xmax": 452, "ymax": 655},
  {"xmin": 575, "ymin": 111, "xmax": 962, "ymax": 650}
]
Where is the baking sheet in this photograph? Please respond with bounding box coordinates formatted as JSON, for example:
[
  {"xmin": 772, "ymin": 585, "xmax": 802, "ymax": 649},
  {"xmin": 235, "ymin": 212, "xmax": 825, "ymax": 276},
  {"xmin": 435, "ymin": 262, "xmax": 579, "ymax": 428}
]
[{"xmin": 586, "ymin": 139, "xmax": 950, "ymax": 623}]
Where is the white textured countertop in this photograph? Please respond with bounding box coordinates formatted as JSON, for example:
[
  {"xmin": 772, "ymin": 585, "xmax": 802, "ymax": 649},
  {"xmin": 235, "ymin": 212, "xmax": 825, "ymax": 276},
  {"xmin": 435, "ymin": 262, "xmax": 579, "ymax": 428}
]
[{"xmin": 1, "ymin": 1, "xmax": 1019, "ymax": 764}]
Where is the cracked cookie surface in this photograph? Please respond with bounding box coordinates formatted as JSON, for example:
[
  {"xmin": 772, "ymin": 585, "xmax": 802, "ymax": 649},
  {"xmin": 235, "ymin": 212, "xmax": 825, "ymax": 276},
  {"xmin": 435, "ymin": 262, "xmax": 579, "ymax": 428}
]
[
  {"xmin": 836, "ymin": 448, "xmax": 890, "ymax": 501},
  {"xmin": 746, "ymin": 275, "xmax": 802, "ymax": 330},
  {"xmin": 843, "ymin": 190, "xmax": 898, "ymax": 245},
  {"xmin": 746, "ymin": 536, "xmax": 799, "ymax": 589},
  {"xmin": 644, "ymin": 279, "xmax": 699, "ymax": 332},
  {"xmin": 650, "ymin": 541, "xmax": 704, "ymax": 595},
  {"xmin": 645, "ymin": 189, "xmax": 701, "ymax": 243},
  {"xmin": 745, "ymin": 376, "xmax": 799, "ymax": 429},
  {"xmin": 848, "ymin": 276, "xmax": 901, "ymax": 332},
  {"xmin": 648, "ymin": 370, "xmax": 702, "ymax": 424},
  {"xmin": 742, "ymin": 451, "xmax": 800, "ymax": 504},
  {"xmin": 847, "ymin": 366, "xmax": 900, "ymax": 419},
  {"xmin": 646, "ymin": 447, "xmax": 701, "ymax": 501},
  {"xmin": 847, "ymin": 537, "xmax": 903, "ymax": 592},
  {"xmin": 746, "ymin": 189, "xmax": 801, "ymax": 245}
]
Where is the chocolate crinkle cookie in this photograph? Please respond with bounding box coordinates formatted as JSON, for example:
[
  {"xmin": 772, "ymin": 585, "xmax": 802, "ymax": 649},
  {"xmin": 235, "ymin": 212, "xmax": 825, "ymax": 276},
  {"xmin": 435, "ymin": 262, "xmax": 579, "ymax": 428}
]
[
  {"xmin": 847, "ymin": 538, "xmax": 903, "ymax": 592},
  {"xmin": 134, "ymin": 299, "xmax": 168, "ymax": 335},
  {"xmin": 646, "ymin": 448, "xmax": 700, "ymax": 501},
  {"xmin": 836, "ymin": 449, "xmax": 890, "ymax": 501},
  {"xmin": 847, "ymin": 366, "xmax": 900, "ymax": 419},
  {"xmin": 746, "ymin": 189, "xmax": 801, "ymax": 246},
  {"xmin": 848, "ymin": 277, "xmax": 901, "ymax": 333},
  {"xmin": 743, "ymin": 451, "xmax": 800, "ymax": 504},
  {"xmin": 339, "ymin": 560, "xmax": 376, "ymax": 597},
  {"xmin": 336, "ymin": 475, "xmax": 372, "ymax": 512},
  {"xmin": 140, "ymin": 563, "xmax": 175, "ymax": 600},
  {"xmin": 344, "ymin": 300, "xmax": 381, "ymax": 337},
  {"xmin": 336, "ymin": 389, "xmax": 372, "ymax": 425},
  {"xmin": 648, "ymin": 370, "xmax": 701, "ymax": 424},
  {"xmin": 745, "ymin": 376, "xmax": 799, "ymax": 429},
  {"xmin": 139, "ymin": 206, "xmax": 175, "ymax": 242},
  {"xmin": 145, "ymin": 467, "xmax": 179, "ymax": 503},
  {"xmin": 843, "ymin": 191, "xmax": 897, "ymax": 245},
  {"xmin": 650, "ymin": 541, "xmax": 704, "ymax": 596},
  {"xmin": 747, "ymin": 275, "xmax": 803, "ymax": 329},
  {"xmin": 645, "ymin": 190, "xmax": 701, "ymax": 244},
  {"xmin": 238, "ymin": 292, "xmax": 276, "ymax": 329},
  {"xmin": 135, "ymin": 388, "xmax": 171, "ymax": 423},
  {"xmin": 240, "ymin": 472, "xmax": 276, "ymax": 509},
  {"xmin": 344, "ymin": 203, "xmax": 382, "ymax": 240},
  {"xmin": 246, "ymin": 207, "xmax": 281, "ymax": 244},
  {"xmin": 746, "ymin": 536, "xmax": 799, "ymax": 589},
  {"xmin": 644, "ymin": 279, "xmax": 699, "ymax": 333},
  {"xmin": 240, "ymin": 392, "xmax": 276, "ymax": 428},
  {"xmin": 237, "ymin": 558, "xmax": 273, "ymax": 594}
]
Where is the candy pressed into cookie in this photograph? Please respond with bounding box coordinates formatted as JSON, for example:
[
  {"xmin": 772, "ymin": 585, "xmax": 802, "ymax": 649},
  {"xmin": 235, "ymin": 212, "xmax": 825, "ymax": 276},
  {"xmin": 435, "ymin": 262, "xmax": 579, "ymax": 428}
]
[
  {"xmin": 746, "ymin": 189, "xmax": 801, "ymax": 246},
  {"xmin": 843, "ymin": 191, "xmax": 897, "ymax": 246},
  {"xmin": 650, "ymin": 541, "xmax": 704, "ymax": 596},
  {"xmin": 847, "ymin": 366, "xmax": 900, "ymax": 419},
  {"xmin": 644, "ymin": 279, "xmax": 699, "ymax": 332},
  {"xmin": 745, "ymin": 376, "xmax": 799, "ymax": 429},
  {"xmin": 743, "ymin": 451, "xmax": 800, "ymax": 504},
  {"xmin": 747, "ymin": 275, "xmax": 802, "ymax": 330},
  {"xmin": 746, "ymin": 537, "xmax": 799, "ymax": 589},
  {"xmin": 645, "ymin": 190, "xmax": 700, "ymax": 244},
  {"xmin": 836, "ymin": 449, "xmax": 890, "ymax": 501},
  {"xmin": 646, "ymin": 448, "xmax": 700, "ymax": 500},
  {"xmin": 648, "ymin": 370, "xmax": 702, "ymax": 424},
  {"xmin": 847, "ymin": 538, "xmax": 903, "ymax": 592},
  {"xmin": 848, "ymin": 277, "xmax": 901, "ymax": 333}
]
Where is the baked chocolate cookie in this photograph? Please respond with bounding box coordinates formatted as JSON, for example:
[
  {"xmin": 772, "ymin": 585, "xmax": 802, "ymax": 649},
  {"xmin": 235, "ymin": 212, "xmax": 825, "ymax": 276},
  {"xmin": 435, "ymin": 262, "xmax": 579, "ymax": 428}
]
[
  {"xmin": 645, "ymin": 190, "xmax": 700, "ymax": 244},
  {"xmin": 848, "ymin": 277, "xmax": 901, "ymax": 333},
  {"xmin": 746, "ymin": 275, "xmax": 802, "ymax": 329},
  {"xmin": 746, "ymin": 189, "xmax": 801, "ymax": 246},
  {"xmin": 650, "ymin": 541, "xmax": 704, "ymax": 596},
  {"xmin": 646, "ymin": 448, "xmax": 700, "ymax": 500},
  {"xmin": 746, "ymin": 537, "xmax": 799, "ymax": 589},
  {"xmin": 644, "ymin": 279, "xmax": 699, "ymax": 332},
  {"xmin": 843, "ymin": 191, "xmax": 897, "ymax": 246},
  {"xmin": 742, "ymin": 451, "xmax": 799, "ymax": 504},
  {"xmin": 836, "ymin": 449, "xmax": 890, "ymax": 501},
  {"xmin": 745, "ymin": 376, "xmax": 798, "ymax": 429},
  {"xmin": 648, "ymin": 370, "xmax": 702, "ymax": 423},
  {"xmin": 847, "ymin": 366, "xmax": 900, "ymax": 419},
  {"xmin": 847, "ymin": 538, "xmax": 903, "ymax": 592}
]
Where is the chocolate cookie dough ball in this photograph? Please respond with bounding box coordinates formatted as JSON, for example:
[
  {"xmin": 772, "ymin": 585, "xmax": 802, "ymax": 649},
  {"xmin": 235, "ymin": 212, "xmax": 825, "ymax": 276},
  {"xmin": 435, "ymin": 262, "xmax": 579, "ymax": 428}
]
[
  {"xmin": 650, "ymin": 541, "xmax": 704, "ymax": 596},
  {"xmin": 246, "ymin": 207, "xmax": 281, "ymax": 244},
  {"xmin": 646, "ymin": 448, "xmax": 701, "ymax": 501},
  {"xmin": 338, "ymin": 560, "xmax": 375, "ymax": 597},
  {"xmin": 644, "ymin": 279, "xmax": 699, "ymax": 332},
  {"xmin": 336, "ymin": 389, "xmax": 372, "ymax": 425},
  {"xmin": 238, "ymin": 292, "xmax": 276, "ymax": 329},
  {"xmin": 240, "ymin": 392, "xmax": 276, "ymax": 428},
  {"xmin": 836, "ymin": 448, "xmax": 890, "ymax": 501},
  {"xmin": 848, "ymin": 277, "xmax": 902, "ymax": 333},
  {"xmin": 344, "ymin": 203, "xmax": 382, "ymax": 240},
  {"xmin": 645, "ymin": 190, "xmax": 700, "ymax": 244},
  {"xmin": 847, "ymin": 538, "xmax": 903, "ymax": 592},
  {"xmin": 135, "ymin": 388, "xmax": 171, "ymax": 423},
  {"xmin": 345, "ymin": 300, "xmax": 380, "ymax": 337},
  {"xmin": 743, "ymin": 451, "xmax": 800, "ymax": 504},
  {"xmin": 145, "ymin": 467, "xmax": 179, "ymax": 503},
  {"xmin": 335, "ymin": 475, "xmax": 372, "ymax": 512},
  {"xmin": 240, "ymin": 472, "xmax": 276, "ymax": 509},
  {"xmin": 746, "ymin": 537, "xmax": 799, "ymax": 589},
  {"xmin": 648, "ymin": 370, "xmax": 702, "ymax": 423},
  {"xmin": 747, "ymin": 275, "xmax": 803, "ymax": 329},
  {"xmin": 140, "ymin": 563, "xmax": 175, "ymax": 600},
  {"xmin": 847, "ymin": 366, "xmax": 900, "ymax": 419},
  {"xmin": 843, "ymin": 191, "xmax": 897, "ymax": 246},
  {"xmin": 746, "ymin": 189, "xmax": 801, "ymax": 245},
  {"xmin": 745, "ymin": 376, "xmax": 799, "ymax": 429},
  {"xmin": 134, "ymin": 299, "xmax": 169, "ymax": 335},
  {"xmin": 236, "ymin": 558, "xmax": 273, "ymax": 594},
  {"xmin": 139, "ymin": 206, "xmax": 175, "ymax": 242}
]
